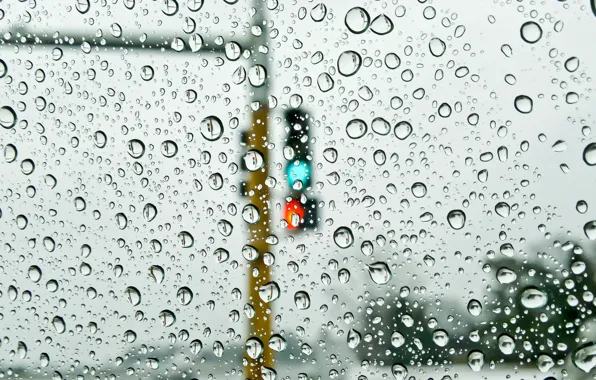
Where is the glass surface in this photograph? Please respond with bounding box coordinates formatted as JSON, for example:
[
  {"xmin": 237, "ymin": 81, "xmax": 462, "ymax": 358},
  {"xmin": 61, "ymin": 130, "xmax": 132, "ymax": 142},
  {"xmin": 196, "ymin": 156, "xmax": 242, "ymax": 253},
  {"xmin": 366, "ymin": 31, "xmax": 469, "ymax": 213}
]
[{"xmin": 1, "ymin": 1, "xmax": 596, "ymax": 379}]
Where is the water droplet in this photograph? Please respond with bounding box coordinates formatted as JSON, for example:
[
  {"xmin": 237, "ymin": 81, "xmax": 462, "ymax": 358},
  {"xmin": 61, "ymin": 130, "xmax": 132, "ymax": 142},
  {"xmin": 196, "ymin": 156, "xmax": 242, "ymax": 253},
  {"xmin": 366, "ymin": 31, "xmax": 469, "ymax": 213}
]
[
  {"xmin": 496, "ymin": 267, "xmax": 517, "ymax": 284},
  {"xmin": 514, "ymin": 95, "xmax": 533, "ymax": 114},
  {"xmin": 160, "ymin": 140, "xmax": 178, "ymax": 157},
  {"xmin": 200, "ymin": 116, "xmax": 224, "ymax": 141},
  {"xmin": 149, "ymin": 265, "xmax": 165, "ymax": 283},
  {"xmin": 498, "ymin": 334, "xmax": 515, "ymax": 355},
  {"xmin": 0, "ymin": 106, "xmax": 17, "ymax": 129},
  {"xmin": 346, "ymin": 119, "xmax": 367, "ymax": 139},
  {"xmin": 520, "ymin": 21, "xmax": 542, "ymax": 44},
  {"xmin": 323, "ymin": 148, "xmax": 338, "ymax": 163},
  {"xmin": 124, "ymin": 330, "xmax": 137, "ymax": 343},
  {"xmin": 0, "ymin": 59, "xmax": 6, "ymax": 78},
  {"xmin": 242, "ymin": 204, "xmax": 261, "ymax": 224},
  {"xmin": 269, "ymin": 334, "xmax": 287, "ymax": 352},
  {"xmin": 338, "ymin": 51, "xmax": 362, "ymax": 77},
  {"xmin": 370, "ymin": 14, "xmax": 394, "ymax": 35},
  {"xmin": 125, "ymin": 286, "xmax": 141, "ymax": 306},
  {"xmin": 17, "ymin": 341, "xmax": 27, "ymax": 359},
  {"xmin": 20, "ymin": 159, "xmax": 35, "ymax": 175},
  {"xmin": 244, "ymin": 150, "xmax": 265, "ymax": 171},
  {"xmin": 467, "ymin": 350, "xmax": 484, "ymax": 371},
  {"xmin": 333, "ymin": 226, "xmax": 354, "ymax": 248},
  {"xmin": 345, "ymin": 7, "xmax": 370, "ymax": 34},
  {"xmin": 28, "ymin": 265, "xmax": 42, "ymax": 282},
  {"xmin": 248, "ymin": 64, "xmax": 267, "ymax": 87},
  {"xmin": 583, "ymin": 143, "xmax": 596, "ymax": 166},
  {"xmin": 429, "ymin": 38, "xmax": 446, "ymax": 57},
  {"xmin": 347, "ymin": 328, "xmax": 361, "ymax": 348},
  {"xmin": 177, "ymin": 287, "xmax": 193, "ymax": 305},
  {"xmin": 178, "ymin": 231, "xmax": 194, "ymax": 248},
  {"xmin": 190, "ymin": 339, "xmax": 203, "ymax": 354},
  {"xmin": 115, "ymin": 213, "xmax": 128, "ymax": 229},
  {"xmin": 584, "ymin": 221, "xmax": 596, "ymax": 240},
  {"xmin": 40, "ymin": 353, "xmax": 50, "ymax": 367},
  {"xmin": 495, "ymin": 202, "xmax": 510, "ymax": 217},
  {"xmin": 447, "ymin": 209, "xmax": 466, "ymax": 230},
  {"xmin": 246, "ymin": 337, "xmax": 264, "ymax": 359},
  {"xmin": 391, "ymin": 364, "xmax": 408, "ymax": 380},
  {"xmin": 467, "ymin": 299, "xmax": 482, "ymax": 316},
  {"xmin": 317, "ymin": 72, "xmax": 334, "ymax": 92},
  {"xmin": 411, "ymin": 182, "xmax": 427, "ymax": 198},
  {"xmin": 573, "ymin": 342, "xmax": 596, "ymax": 373},
  {"xmin": 52, "ymin": 316, "xmax": 66, "ymax": 334},
  {"xmin": 146, "ymin": 358, "xmax": 159, "ymax": 369},
  {"xmin": 562, "ymin": 57, "xmax": 580, "ymax": 74},
  {"xmin": 520, "ymin": 287, "xmax": 548, "ymax": 308},
  {"xmin": 394, "ymin": 121, "xmax": 412, "ymax": 140},
  {"xmin": 438, "ymin": 103, "xmax": 452, "ymax": 118},
  {"xmin": 367, "ymin": 262, "xmax": 392, "ymax": 285},
  {"xmin": 126, "ymin": 139, "xmax": 145, "ymax": 158},
  {"xmin": 159, "ymin": 309, "xmax": 176, "ymax": 326},
  {"xmin": 258, "ymin": 281, "xmax": 280, "ymax": 302},
  {"xmin": 391, "ymin": 331, "xmax": 405, "ymax": 348},
  {"xmin": 140, "ymin": 65, "xmax": 154, "ymax": 81},
  {"xmin": 432, "ymin": 329, "xmax": 449, "ymax": 347},
  {"xmin": 4, "ymin": 144, "xmax": 17, "ymax": 163},
  {"xmin": 294, "ymin": 291, "xmax": 311, "ymax": 309},
  {"xmin": 310, "ymin": 3, "xmax": 326, "ymax": 22}
]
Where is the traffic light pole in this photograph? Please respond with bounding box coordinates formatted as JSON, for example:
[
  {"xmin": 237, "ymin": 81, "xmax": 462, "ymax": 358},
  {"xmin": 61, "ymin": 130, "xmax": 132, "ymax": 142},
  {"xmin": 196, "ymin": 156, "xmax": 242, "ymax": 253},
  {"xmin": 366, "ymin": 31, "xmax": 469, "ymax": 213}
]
[
  {"xmin": 245, "ymin": 1, "xmax": 274, "ymax": 378},
  {"xmin": 3, "ymin": 2, "xmax": 274, "ymax": 377}
]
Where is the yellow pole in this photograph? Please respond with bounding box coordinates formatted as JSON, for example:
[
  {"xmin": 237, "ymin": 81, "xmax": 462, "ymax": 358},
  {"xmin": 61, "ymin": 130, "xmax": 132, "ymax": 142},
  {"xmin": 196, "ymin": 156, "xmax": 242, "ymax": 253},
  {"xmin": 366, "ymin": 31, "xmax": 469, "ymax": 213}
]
[{"xmin": 245, "ymin": 105, "xmax": 273, "ymax": 379}]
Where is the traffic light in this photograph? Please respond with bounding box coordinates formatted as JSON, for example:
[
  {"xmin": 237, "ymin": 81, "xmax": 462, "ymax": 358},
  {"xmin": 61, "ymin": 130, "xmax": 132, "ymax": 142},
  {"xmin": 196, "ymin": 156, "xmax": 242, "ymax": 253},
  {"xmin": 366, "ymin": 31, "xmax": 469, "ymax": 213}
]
[{"xmin": 283, "ymin": 108, "xmax": 318, "ymax": 231}]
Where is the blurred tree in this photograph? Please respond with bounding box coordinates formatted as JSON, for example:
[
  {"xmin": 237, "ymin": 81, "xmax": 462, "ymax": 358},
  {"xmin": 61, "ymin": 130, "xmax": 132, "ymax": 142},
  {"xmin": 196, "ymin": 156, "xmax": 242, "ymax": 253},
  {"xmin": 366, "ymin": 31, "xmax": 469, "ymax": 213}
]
[
  {"xmin": 478, "ymin": 240, "xmax": 596, "ymax": 366},
  {"xmin": 352, "ymin": 240, "xmax": 596, "ymax": 369}
]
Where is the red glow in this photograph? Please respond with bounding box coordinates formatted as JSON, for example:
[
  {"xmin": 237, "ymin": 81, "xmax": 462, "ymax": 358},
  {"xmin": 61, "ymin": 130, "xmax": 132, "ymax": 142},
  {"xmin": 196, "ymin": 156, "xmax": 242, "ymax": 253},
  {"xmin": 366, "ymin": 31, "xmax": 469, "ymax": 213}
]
[{"xmin": 284, "ymin": 199, "xmax": 305, "ymax": 230}]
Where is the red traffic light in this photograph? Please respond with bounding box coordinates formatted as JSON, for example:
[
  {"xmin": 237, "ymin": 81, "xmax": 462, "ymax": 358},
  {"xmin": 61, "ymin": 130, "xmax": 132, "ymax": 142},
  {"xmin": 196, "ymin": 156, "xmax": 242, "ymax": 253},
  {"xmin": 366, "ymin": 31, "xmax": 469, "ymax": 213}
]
[{"xmin": 284, "ymin": 199, "xmax": 305, "ymax": 230}]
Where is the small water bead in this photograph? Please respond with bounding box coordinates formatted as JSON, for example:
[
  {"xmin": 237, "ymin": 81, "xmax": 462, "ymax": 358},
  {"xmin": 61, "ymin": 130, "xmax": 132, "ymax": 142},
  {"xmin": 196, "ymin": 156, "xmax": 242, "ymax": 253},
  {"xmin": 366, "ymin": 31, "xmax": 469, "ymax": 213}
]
[
  {"xmin": 565, "ymin": 57, "xmax": 579, "ymax": 72},
  {"xmin": 520, "ymin": 287, "xmax": 548, "ymax": 308},
  {"xmin": 394, "ymin": 121, "xmax": 412, "ymax": 140},
  {"xmin": 514, "ymin": 95, "xmax": 533, "ymax": 114},
  {"xmin": 333, "ymin": 227, "xmax": 354, "ymax": 248},
  {"xmin": 159, "ymin": 310, "xmax": 176, "ymax": 327},
  {"xmin": 347, "ymin": 329, "xmax": 362, "ymax": 348},
  {"xmin": 370, "ymin": 14, "xmax": 394, "ymax": 35},
  {"xmin": 573, "ymin": 342, "xmax": 596, "ymax": 373},
  {"xmin": 178, "ymin": 231, "xmax": 194, "ymax": 248},
  {"xmin": 4, "ymin": 143, "xmax": 17, "ymax": 163},
  {"xmin": 584, "ymin": 221, "xmax": 596, "ymax": 240},
  {"xmin": 0, "ymin": 106, "xmax": 17, "ymax": 129},
  {"xmin": 338, "ymin": 51, "xmax": 362, "ymax": 77},
  {"xmin": 310, "ymin": 3, "xmax": 327, "ymax": 22},
  {"xmin": 391, "ymin": 364, "xmax": 408, "ymax": 380},
  {"xmin": 125, "ymin": 286, "xmax": 141, "ymax": 306},
  {"xmin": 345, "ymin": 7, "xmax": 370, "ymax": 34},
  {"xmin": 160, "ymin": 140, "xmax": 178, "ymax": 157},
  {"xmin": 583, "ymin": 143, "xmax": 596, "ymax": 166},
  {"xmin": 127, "ymin": 139, "xmax": 146, "ymax": 158},
  {"xmin": 447, "ymin": 209, "xmax": 466, "ymax": 230},
  {"xmin": 200, "ymin": 116, "xmax": 224, "ymax": 141},
  {"xmin": 428, "ymin": 38, "xmax": 446, "ymax": 57},
  {"xmin": 346, "ymin": 119, "xmax": 367, "ymax": 139},
  {"xmin": 21, "ymin": 159, "xmax": 35, "ymax": 175},
  {"xmin": 294, "ymin": 291, "xmax": 311, "ymax": 309},
  {"xmin": 258, "ymin": 281, "xmax": 281, "ymax": 302},
  {"xmin": 520, "ymin": 21, "xmax": 542, "ymax": 44}
]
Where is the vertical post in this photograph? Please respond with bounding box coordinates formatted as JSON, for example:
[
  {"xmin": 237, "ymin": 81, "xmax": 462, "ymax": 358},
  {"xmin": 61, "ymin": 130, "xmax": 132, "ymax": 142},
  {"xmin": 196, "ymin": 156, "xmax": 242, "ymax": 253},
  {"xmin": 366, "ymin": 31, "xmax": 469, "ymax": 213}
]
[{"xmin": 245, "ymin": 0, "xmax": 272, "ymax": 379}]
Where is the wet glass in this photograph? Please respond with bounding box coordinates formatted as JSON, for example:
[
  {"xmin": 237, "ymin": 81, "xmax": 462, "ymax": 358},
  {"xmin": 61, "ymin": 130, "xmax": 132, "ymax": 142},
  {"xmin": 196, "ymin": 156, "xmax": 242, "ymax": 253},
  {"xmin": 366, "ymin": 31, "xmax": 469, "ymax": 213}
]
[{"xmin": 1, "ymin": 1, "xmax": 596, "ymax": 379}]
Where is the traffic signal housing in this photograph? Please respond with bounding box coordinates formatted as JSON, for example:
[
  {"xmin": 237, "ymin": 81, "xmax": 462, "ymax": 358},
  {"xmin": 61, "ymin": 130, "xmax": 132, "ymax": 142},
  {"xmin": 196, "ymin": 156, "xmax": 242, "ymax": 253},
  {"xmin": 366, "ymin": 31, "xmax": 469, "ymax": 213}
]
[{"xmin": 283, "ymin": 108, "xmax": 318, "ymax": 231}]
